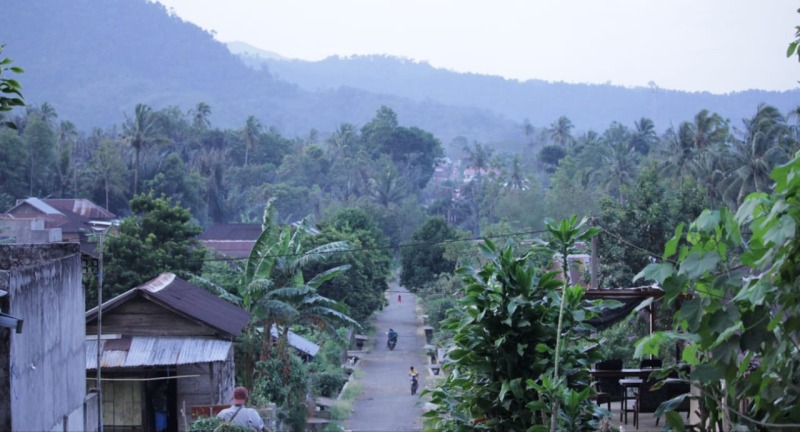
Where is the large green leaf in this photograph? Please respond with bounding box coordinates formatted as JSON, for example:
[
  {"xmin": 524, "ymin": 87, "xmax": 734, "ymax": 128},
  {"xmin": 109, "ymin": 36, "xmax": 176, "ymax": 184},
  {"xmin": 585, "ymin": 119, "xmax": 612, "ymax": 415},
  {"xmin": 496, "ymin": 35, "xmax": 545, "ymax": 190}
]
[{"xmin": 678, "ymin": 251, "xmax": 720, "ymax": 279}]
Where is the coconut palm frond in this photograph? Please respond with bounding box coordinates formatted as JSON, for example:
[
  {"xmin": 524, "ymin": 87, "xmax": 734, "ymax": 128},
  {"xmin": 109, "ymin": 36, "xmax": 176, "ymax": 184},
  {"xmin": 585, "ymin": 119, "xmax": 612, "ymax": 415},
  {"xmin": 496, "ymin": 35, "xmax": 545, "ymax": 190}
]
[
  {"xmin": 268, "ymin": 285, "xmax": 315, "ymax": 299},
  {"xmin": 297, "ymin": 241, "xmax": 350, "ymax": 266},
  {"xmin": 300, "ymin": 306, "xmax": 362, "ymax": 330},
  {"xmin": 307, "ymin": 265, "xmax": 351, "ymax": 289}
]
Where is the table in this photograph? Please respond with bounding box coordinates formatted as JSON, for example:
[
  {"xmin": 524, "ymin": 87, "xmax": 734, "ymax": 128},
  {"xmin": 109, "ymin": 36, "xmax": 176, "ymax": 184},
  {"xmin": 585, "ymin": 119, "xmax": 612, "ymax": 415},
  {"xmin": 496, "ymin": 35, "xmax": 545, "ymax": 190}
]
[{"xmin": 618, "ymin": 378, "xmax": 643, "ymax": 424}]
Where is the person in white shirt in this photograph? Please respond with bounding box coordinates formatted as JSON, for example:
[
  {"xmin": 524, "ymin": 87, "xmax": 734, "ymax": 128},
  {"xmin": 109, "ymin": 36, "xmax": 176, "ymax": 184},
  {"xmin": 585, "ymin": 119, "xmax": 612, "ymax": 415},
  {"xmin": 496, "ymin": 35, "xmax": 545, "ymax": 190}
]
[{"xmin": 216, "ymin": 386, "xmax": 266, "ymax": 431}]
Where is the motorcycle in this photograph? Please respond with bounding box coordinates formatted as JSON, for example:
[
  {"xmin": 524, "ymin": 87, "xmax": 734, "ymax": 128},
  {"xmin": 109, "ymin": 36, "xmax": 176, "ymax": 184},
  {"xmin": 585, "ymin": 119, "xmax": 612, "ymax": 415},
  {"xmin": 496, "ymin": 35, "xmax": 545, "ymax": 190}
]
[
  {"xmin": 387, "ymin": 337, "xmax": 397, "ymax": 350},
  {"xmin": 410, "ymin": 374, "xmax": 419, "ymax": 395}
]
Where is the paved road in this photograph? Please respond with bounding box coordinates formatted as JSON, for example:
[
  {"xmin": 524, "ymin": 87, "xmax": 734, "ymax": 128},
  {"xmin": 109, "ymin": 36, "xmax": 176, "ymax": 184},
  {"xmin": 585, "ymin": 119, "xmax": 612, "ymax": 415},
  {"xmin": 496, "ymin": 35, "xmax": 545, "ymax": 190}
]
[{"xmin": 346, "ymin": 284, "xmax": 427, "ymax": 432}]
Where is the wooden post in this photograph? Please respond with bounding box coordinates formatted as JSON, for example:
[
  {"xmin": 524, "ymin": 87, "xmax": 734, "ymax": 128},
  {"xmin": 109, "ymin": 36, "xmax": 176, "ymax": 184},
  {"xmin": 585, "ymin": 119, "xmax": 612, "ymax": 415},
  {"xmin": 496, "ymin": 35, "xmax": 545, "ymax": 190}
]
[{"xmin": 590, "ymin": 217, "xmax": 599, "ymax": 290}]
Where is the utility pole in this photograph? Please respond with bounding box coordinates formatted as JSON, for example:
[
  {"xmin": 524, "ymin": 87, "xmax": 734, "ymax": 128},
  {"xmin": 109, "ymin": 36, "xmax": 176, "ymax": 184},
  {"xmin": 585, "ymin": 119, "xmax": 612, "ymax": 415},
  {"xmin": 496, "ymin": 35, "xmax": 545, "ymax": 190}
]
[
  {"xmin": 590, "ymin": 217, "xmax": 599, "ymax": 290},
  {"xmin": 89, "ymin": 221, "xmax": 112, "ymax": 432}
]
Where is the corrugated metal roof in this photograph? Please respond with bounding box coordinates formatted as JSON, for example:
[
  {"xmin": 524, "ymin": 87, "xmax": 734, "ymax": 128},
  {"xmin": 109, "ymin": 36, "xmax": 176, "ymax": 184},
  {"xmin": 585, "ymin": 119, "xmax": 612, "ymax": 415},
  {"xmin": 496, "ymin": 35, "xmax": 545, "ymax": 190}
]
[
  {"xmin": 269, "ymin": 326, "xmax": 319, "ymax": 357},
  {"xmin": 198, "ymin": 224, "xmax": 262, "ymax": 240},
  {"xmin": 86, "ymin": 336, "xmax": 233, "ymax": 369},
  {"xmin": 17, "ymin": 198, "xmax": 62, "ymax": 215}
]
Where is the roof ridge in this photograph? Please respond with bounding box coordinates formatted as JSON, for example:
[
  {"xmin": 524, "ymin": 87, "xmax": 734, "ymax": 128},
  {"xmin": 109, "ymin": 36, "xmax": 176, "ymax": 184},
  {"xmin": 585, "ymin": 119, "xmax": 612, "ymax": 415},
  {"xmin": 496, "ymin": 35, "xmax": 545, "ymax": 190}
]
[{"xmin": 140, "ymin": 273, "xmax": 175, "ymax": 293}]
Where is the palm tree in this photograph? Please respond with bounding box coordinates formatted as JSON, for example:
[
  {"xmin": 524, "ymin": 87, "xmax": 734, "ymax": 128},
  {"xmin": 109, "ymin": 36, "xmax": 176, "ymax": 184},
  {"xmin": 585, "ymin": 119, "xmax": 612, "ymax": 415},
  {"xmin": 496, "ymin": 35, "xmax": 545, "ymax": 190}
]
[
  {"xmin": 630, "ymin": 117, "xmax": 657, "ymax": 155},
  {"xmin": 57, "ymin": 120, "xmax": 78, "ymax": 197},
  {"xmin": 659, "ymin": 125, "xmax": 695, "ymax": 187},
  {"xmin": 723, "ymin": 105, "xmax": 788, "ymax": 206},
  {"xmin": 548, "ymin": 116, "xmax": 574, "ymax": 147},
  {"xmin": 366, "ymin": 163, "xmax": 407, "ymax": 208},
  {"xmin": 600, "ymin": 141, "xmax": 637, "ymax": 204},
  {"xmin": 326, "ymin": 123, "xmax": 357, "ymax": 162},
  {"xmin": 242, "ymin": 115, "xmax": 261, "ymax": 166},
  {"xmin": 463, "ymin": 142, "xmax": 493, "ymax": 175},
  {"xmin": 121, "ymin": 103, "xmax": 162, "ymax": 195},
  {"xmin": 688, "ymin": 109, "xmax": 728, "ymax": 151},
  {"xmin": 190, "ymin": 102, "xmax": 211, "ymax": 130},
  {"xmin": 85, "ymin": 139, "xmax": 127, "ymax": 209},
  {"xmin": 508, "ymin": 154, "xmax": 526, "ymax": 190},
  {"xmin": 523, "ymin": 118, "xmax": 535, "ymax": 147}
]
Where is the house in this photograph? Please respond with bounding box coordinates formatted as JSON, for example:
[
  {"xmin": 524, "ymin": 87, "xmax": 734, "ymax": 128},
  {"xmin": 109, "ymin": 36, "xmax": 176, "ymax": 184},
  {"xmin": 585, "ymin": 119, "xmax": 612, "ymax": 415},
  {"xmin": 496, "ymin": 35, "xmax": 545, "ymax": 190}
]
[
  {"xmin": 1, "ymin": 243, "xmax": 92, "ymax": 431},
  {"xmin": 198, "ymin": 223, "xmax": 262, "ymax": 259},
  {"xmin": 3, "ymin": 198, "xmax": 116, "ymax": 243},
  {"xmin": 86, "ymin": 273, "xmax": 250, "ymax": 432},
  {"xmin": 1, "ymin": 198, "xmax": 118, "ymax": 276}
]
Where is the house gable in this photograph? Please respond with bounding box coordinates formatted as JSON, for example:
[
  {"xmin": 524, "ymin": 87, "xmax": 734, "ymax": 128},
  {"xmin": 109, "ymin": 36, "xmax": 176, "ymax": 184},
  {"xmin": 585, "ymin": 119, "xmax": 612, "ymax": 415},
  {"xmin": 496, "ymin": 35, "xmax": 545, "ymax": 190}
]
[{"xmin": 87, "ymin": 297, "xmax": 219, "ymax": 337}]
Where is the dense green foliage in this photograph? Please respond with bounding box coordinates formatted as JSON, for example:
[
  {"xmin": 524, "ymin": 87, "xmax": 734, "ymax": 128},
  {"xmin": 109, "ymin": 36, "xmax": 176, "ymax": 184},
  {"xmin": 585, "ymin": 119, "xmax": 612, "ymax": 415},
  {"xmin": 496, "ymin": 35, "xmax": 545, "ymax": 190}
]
[
  {"xmin": 103, "ymin": 192, "xmax": 203, "ymax": 298},
  {"xmin": 598, "ymin": 164, "xmax": 708, "ymax": 288},
  {"xmin": 423, "ymin": 219, "xmax": 616, "ymax": 431},
  {"xmin": 307, "ymin": 207, "xmax": 392, "ymax": 323},
  {"xmin": 400, "ymin": 216, "xmax": 462, "ymax": 290},
  {"xmin": 634, "ymin": 152, "xmax": 800, "ymax": 431}
]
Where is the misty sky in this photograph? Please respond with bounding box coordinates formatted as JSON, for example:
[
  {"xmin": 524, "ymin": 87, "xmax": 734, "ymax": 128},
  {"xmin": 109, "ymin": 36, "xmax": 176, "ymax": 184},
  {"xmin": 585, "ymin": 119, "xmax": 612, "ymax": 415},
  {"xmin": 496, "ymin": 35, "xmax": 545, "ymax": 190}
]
[{"xmin": 155, "ymin": 0, "xmax": 799, "ymax": 94}]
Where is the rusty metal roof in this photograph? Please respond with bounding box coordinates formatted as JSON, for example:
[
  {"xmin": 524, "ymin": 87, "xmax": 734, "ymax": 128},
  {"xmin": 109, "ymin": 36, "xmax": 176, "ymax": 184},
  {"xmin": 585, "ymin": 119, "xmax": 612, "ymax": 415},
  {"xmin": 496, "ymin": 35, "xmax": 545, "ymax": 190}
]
[
  {"xmin": 87, "ymin": 273, "xmax": 250, "ymax": 339},
  {"xmin": 199, "ymin": 224, "xmax": 262, "ymax": 240},
  {"xmin": 86, "ymin": 336, "xmax": 233, "ymax": 369}
]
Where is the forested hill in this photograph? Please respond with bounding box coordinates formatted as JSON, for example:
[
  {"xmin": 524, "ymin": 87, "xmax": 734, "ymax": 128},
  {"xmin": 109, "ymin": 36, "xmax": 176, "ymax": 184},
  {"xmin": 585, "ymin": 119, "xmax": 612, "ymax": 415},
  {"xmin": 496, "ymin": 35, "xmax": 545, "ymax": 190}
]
[
  {"xmin": 2, "ymin": 0, "xmax": 798, "ymax": 147},
  {"xmin": 0, "ymin": 0, "xmax": 517, "ymax": 143},
  {"xmin": 244, "ymin": 51, "xmax": 800, "ymax": 134}
]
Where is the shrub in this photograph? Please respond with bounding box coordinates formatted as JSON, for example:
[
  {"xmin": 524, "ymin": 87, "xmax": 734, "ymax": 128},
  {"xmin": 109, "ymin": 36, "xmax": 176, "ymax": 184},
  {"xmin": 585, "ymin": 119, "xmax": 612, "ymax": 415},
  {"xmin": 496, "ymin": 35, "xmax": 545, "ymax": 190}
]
[
  {"xmin": 314, "ymin": 369, "xmax": 347, "ymax": 397},
  {"xmin": 189, "ymin": 416, "xmax": 250, "ymax": 432}
]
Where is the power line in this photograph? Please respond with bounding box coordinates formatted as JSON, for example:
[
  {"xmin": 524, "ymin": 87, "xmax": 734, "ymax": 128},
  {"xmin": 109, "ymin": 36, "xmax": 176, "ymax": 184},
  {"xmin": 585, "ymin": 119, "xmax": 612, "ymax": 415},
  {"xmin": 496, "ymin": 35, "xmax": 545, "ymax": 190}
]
[{"xmin": 195, "ymin": 228, "xmax": 550, "ymax": 264}]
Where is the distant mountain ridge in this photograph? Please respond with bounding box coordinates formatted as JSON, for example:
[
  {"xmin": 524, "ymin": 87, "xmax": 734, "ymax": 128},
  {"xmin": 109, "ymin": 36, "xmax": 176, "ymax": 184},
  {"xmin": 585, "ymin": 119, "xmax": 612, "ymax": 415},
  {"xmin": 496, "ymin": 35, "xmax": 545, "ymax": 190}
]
[
  {"xmin": 241, "ymin": 51, "xmax": 800, "ymax": 134},
  {"xmin": 1, "ymin": 0, "xmax": 797, "ymax": 151}
]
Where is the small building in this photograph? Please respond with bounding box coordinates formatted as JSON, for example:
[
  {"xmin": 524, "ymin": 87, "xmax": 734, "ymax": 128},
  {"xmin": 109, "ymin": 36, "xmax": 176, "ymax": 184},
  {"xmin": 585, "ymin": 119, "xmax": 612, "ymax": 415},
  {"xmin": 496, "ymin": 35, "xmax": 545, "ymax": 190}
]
[
  {"xmin": 86, "ymin": 273, "xmax": 250, "ymax": 432},
  {"xmin": 198, "ymin": 223, "xmax": 262, "ymax": 259},
  {"xmin": 3, "ymin": 198, "xmax": 116, "ymax": 243}
]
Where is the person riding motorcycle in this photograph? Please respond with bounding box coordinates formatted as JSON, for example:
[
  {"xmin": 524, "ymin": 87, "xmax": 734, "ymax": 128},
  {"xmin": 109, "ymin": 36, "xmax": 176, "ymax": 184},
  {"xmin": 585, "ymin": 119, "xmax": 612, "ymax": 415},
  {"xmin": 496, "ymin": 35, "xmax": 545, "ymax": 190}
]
[
  {"xmin": 387, "ymin": 328, "xmax": 398, "ymax": 349},
  {"xmin": 409, "ymin": 366, "xmax": 419, "ymax": 395}
]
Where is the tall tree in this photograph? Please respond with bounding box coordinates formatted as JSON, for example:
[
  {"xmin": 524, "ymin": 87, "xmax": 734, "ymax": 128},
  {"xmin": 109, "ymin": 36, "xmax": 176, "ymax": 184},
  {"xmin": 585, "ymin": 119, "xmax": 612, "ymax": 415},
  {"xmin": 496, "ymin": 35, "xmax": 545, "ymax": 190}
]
[
  {"xmin": 308, "ymin": 207, "xmax": 392, "ymax": 323},
  {"xmin": 599, "ymin": 140, "xmax": 637, "ymax": 204},
  {"xmin": 0, "ymin": 128, "xmax": 26, "ymax": 207},
  {"xmin": 242, "ymin": 115, "xmax": 261, "ymax": 167},
  {"xmin": 630, "ymin": 117, "xmax": 657, "ymax": 155},
  {"xmin": 22, "ymin": 115, "xmax": 56, "ymax": 196},
  {"xmin": 400, "ymin": 216, "xmax": 461, "ymax": 290},
  {"xmin": 548, "ymin": 115, "xmax": 574, "ymax": 147},
  {"xmin": 723, "ymin": 104, "xmax": 788, "ymax": 206},
  {"xmin": 103, "ymin": 193, "xmax": 204, "ymax": 298},
  {"xmin": 84, "ymin": 139, "xmax": 127, "ymax": 210},
  {"xmin": 121, "ymin": 103, "xmax": 162, "ymax": 195},
  {"xmin": 190, "ymin": 101, "xmax": 211, "ymax": 130}
]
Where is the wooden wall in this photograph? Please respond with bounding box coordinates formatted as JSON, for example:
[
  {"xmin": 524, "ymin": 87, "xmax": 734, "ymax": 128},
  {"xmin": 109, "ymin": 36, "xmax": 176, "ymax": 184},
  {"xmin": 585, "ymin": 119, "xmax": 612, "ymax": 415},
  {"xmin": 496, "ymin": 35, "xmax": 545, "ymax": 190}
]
[
  {"xmin": 177, "ymin": 348, "xmax": 235, "ymax": 432},
  {"xmin": 88, "ymin": 297, "xmax": 217, "ymax": 337}
]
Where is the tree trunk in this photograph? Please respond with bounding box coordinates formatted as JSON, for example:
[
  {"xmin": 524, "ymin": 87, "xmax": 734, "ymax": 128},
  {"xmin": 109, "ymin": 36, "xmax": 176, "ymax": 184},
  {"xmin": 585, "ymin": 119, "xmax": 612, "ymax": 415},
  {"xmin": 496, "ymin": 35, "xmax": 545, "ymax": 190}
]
[{"xmin": 133, "ymin": 148, "xmax": 139, "ymax": 196}]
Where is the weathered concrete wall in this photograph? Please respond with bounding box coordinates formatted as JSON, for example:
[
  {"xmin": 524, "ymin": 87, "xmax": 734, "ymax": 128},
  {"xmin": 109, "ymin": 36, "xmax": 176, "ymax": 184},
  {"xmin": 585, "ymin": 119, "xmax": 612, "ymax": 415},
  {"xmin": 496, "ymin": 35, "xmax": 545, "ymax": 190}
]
[{"xmin": 0, "ymin": 244, "xmax": 85, "ymax": 432}]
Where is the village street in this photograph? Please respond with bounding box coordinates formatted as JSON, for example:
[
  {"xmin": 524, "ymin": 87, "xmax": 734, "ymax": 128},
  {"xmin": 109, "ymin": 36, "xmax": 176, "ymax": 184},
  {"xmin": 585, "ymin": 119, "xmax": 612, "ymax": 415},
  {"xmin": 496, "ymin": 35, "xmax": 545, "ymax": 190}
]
[{"xmin": 346, "ymin": 284, "xmax": 427, "ymax": 432}]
